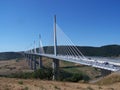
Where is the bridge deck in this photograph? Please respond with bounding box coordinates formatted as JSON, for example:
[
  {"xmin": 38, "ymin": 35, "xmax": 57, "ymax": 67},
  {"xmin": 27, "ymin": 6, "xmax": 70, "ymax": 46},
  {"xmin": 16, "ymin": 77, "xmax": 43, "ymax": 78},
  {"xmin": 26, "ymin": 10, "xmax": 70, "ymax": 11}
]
[{"xmin": 25, "ymin": 53, "xmax": 120, "ymax": 71}]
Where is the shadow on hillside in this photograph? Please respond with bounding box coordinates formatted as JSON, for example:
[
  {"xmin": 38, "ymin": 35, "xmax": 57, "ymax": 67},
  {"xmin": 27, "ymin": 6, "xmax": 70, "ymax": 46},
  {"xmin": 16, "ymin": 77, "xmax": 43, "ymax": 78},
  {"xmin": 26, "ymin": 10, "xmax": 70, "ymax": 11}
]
[{"xmin": 60, "ymin": 65, "xmax": 85, "ymax": 69}]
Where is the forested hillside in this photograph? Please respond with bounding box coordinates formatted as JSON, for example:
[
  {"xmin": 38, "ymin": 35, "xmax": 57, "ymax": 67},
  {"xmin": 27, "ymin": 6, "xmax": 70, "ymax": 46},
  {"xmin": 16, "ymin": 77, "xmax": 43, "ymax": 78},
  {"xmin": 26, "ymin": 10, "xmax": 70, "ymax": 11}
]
[{"xmin": 43, "ymin": 45, "xmax": 120, "ymax": 57}]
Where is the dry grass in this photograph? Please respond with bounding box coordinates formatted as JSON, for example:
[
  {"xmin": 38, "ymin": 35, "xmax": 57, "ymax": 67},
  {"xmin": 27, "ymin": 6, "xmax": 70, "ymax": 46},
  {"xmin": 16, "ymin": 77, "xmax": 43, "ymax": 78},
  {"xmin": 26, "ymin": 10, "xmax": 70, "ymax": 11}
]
[
  {"xmin": 0, "ymin": 59, "xmax": 33, "ymax": 78},
  {"xmin": 0, "ymin": 58, "xmax": 120, "ymax": 90},
  {"xmin": 95, "ymin": 72, "xmax": 120, "ymax": 85},
  {"xmin": 0, "ymin": 77, "xmax": 120, "ymax": 90}
]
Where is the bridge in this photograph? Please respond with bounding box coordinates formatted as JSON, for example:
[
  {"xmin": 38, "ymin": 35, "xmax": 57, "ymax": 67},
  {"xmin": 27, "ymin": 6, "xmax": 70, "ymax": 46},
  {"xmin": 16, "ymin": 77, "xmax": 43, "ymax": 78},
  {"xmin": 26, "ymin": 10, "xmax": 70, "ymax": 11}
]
[{"xmin": 24, "ymin": 15, "xmax": 120, "ymax": 80}]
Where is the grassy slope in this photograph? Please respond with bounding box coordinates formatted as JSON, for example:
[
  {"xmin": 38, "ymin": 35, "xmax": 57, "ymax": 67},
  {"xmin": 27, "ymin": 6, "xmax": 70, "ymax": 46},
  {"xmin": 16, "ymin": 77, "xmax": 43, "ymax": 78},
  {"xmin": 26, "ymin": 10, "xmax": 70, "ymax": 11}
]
[
  {"xmin": 95, "ymin": 72, "xmax": 120, "ymax": 85},
  {"xmin": 0, "ymin": 72, "xmax": 120, "ymax": 90},
  {"xmin": 0, "ymin": 76, "xmax": 120, "ymax": 90}
]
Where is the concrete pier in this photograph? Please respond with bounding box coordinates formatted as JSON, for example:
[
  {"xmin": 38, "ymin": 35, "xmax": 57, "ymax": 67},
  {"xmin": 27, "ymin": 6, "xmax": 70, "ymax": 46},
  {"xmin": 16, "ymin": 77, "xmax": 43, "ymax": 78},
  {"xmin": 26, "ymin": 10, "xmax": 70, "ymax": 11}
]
[
  {"xmin": 52, "ymin": 59, "xmax": 59, "ymax": 80},
  {"xmin": 52, "ymin": 15, "xmax": 59, "ymax": 80},
  {"xmin": 33, "ymin": 55, "xmax": 37, "ymax": 71},
  {"xmin": 39, "ymin": 56, "xmax": 43, "ymax": 68},
  {"xmin": 28, "ymin": 55, "xmax": 31, "ymax": 66},
  {"xmin": 30, "ymin": 55, "xmax": 33, "ymax": 70}
]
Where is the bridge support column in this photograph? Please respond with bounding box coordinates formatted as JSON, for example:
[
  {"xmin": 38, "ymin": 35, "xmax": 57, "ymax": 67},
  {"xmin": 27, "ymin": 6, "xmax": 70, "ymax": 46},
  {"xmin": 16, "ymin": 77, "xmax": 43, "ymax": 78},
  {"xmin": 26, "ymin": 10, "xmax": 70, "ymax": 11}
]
[
  {"xmin": 30, "ymin": 55, "xmax": 33, "ymax": 70},
  {"xmin": 39, "ymin": 56, "xmax": 43, "ymax": 68},
  {"xmin": 33, "ymin": 56, "xmax": 37, "ymax": 71},
  {"xmin": 28, "ymin": 55, "xmax": 31, "ymax": 66},
  {"xmin": 52, "ymin": 59, "xmax": 59, "ymax": 80},
  {"xmin": 26, "ymin": 54, "xmax": 30, "ymax": 65},
  {"xmin": 25, "ymin": 54, "xmax": 27, "ymax": 61},
  {"xmin": 26, "ymin": 54, "xmax": 28, "ymax": 62}
]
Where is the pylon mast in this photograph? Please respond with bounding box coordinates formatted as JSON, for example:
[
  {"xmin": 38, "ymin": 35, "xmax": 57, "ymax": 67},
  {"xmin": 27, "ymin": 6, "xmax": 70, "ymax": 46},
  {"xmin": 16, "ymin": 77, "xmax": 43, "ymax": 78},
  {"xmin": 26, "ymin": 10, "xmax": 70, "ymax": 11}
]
[
  {"xmin": 54, "ymin": 15, "xmax": 57, "ymax": 56},
  {"xmin": 39, "ymin": 34, "xmax": 41, "ymax": 53}
]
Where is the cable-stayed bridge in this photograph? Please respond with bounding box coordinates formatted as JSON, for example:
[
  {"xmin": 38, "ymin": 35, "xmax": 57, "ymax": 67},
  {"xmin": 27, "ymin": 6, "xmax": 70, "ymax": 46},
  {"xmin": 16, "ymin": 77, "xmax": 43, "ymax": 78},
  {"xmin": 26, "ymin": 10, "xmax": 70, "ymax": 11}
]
[{"xmin": 24, "ymin": 15, "xmax": 120, "ymax": 80}]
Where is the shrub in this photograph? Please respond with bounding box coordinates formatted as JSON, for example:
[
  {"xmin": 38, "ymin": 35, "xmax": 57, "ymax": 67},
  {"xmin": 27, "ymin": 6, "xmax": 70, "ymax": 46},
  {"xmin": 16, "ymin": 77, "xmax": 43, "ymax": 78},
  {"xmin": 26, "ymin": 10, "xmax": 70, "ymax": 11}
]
[
  {"xmin": 70, "ymin": 73, "xmax": 83, "ymax": 82},
  {"xmin": 9, "ymin": 72, "xmax": 32, "ymax": 79},
  {"xmin": 23, "ymin": 87, "xmax": 29, "ymax": 90},
  {"xmin": 32, "ymin": 68, "xmax": 53, "ymax": 79},
  {"xmin": 18, "ymin": 81, "xmax": 23, "ymax": 85},
  {"xmin": 58, "ymin": 69, "xmax": 90, "ymax": 82}
]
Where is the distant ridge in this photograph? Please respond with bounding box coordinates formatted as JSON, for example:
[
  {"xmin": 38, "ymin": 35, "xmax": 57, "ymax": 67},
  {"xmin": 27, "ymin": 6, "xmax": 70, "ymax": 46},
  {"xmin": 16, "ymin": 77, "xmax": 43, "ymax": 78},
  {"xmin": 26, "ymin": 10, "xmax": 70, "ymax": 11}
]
[
  {"xmin": 43, "ymin": 44, "xmax": 120, "ymax": 57},
  {"xmin": 0, "ymin": 52, "xmax": 23, "ymax": 60},
  {"xmin": 77, "ymin": 44, "xmax": 120, "ymax": 57}
]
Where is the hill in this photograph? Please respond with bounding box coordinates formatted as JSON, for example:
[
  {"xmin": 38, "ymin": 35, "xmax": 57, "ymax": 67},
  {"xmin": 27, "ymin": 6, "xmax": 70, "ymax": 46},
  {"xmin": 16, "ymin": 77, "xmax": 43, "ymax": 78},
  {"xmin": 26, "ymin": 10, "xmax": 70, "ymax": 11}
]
[
  {"xmin": 0, "ymin": 52, "xmax": 23, "ymax": 60},
  {"xmin": 43, "ymin": 44, "xmax": 120, "ymax": 57}
]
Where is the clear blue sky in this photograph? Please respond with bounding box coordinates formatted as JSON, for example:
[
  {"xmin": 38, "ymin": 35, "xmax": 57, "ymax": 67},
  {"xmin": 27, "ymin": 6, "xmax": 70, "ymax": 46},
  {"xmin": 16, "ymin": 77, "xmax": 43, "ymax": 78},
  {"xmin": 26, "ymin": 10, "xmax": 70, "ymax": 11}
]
[{"xmin": 0, "ymin": 0, "xmax": 120, "ymax": 52}]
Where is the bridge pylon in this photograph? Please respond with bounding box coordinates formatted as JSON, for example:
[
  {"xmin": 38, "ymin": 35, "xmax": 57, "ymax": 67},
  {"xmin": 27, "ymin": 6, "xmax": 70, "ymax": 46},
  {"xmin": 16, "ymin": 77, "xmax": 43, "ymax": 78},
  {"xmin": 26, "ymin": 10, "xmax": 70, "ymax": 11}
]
[
  {"xmin": 39, "ymin": 56, "xmax": 43, "ymax": 68},
  {"xmin": 52, "ymin": 15, "xmax": 59, "ymax": 80},
  {"xmin": 39, "ymin": 34, "xmax": 43, "ymax": 68}
]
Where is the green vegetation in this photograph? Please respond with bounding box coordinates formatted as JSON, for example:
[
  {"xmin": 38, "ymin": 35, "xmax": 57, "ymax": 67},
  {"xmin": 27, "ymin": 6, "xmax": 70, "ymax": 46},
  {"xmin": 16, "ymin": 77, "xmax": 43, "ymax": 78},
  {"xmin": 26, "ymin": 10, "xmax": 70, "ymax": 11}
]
[
  {"xmin": 8, "ymin": 68, "xmax": 90, "ymax": 82},
  {"xmin": 32, "ymin": 68, "xmax": 53, "ymax": 80},
  {"xmin": 23, "ymin": 87, "xmax": 29, "ymax": 90},
  {"xmin": 58, "ymin": 69, "xmax": 90, "ymax": 82},
  {"xmin": 9, "ymin": 72, "xmax": 33, "ymax": 79},
  {"xmin": 18, "ymin": 81, "xmax": 23, "ymax": 85}
]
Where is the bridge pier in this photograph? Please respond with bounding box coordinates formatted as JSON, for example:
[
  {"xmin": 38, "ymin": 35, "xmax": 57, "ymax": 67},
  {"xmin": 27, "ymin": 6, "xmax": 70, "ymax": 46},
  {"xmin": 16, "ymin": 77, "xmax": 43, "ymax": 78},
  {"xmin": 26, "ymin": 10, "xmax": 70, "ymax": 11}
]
[
  {"xmin": 39, "ymin": 56, "xmax": 43, "ymax": 68},
  {"xmin": 28, "ymin": 55, "xmax": 31, "ymax": 66},
  {"xmin": 52, "ymin": 59, "xmax": 59, "ymax": 80},
  {"xmin": 26, "ymin": 54, "xmax": 30, "ymax": 66},
  {"xmin": 26, "ymin": 54, "xmax": 28, "ymax": 62},
  {"xmin": 25, "ymin": 54, "xmax": 27, "ymax": 61},
  {"xmin": 33, "ymin": 55, "xmax": 37, "ymax": 71},
  {"xmin": 30, "ymin": 55, "xmax": 33, "ymax": 70}
]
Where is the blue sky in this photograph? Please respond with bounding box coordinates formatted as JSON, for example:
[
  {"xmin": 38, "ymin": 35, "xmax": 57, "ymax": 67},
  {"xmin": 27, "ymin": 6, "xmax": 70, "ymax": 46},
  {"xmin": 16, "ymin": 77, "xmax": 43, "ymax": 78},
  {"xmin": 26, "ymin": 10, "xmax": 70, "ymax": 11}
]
[{"xmin": 0, "ymin": 0, "xmax": 120, "ymax": 52}]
